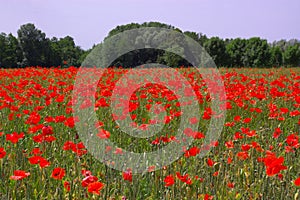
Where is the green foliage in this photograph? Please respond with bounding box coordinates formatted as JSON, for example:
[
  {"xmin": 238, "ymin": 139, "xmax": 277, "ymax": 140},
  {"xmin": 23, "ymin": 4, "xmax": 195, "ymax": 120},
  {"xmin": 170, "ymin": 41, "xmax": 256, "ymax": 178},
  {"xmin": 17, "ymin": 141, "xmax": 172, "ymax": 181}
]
[
  {"xmin": 283, "ymin": 44, "xmax": 300, "ymax": 66},
  {"xmin": 184, "ymin": 31, "xmax": 208, "ymax": 46},
  {"xmin": 17, "ymin": 23, "xmax": 51, "ymax": 67},
  {"xmin": 0, "ymin": 33, "xmax": 23, "ymax": 68},
  {"xmin": 0, "ymin": 22, "xmax": 299, "ymax": 68},
  {"xmin": 226, "ymin": 38, "xmax": 247, "ymax": 67},
  {"xmin": 269, "ymin": 46, "xmax": 283, "ymax": 67},
  {"xmin": 105, "ymin": 22, "xmax": 179, "ymax": 40},
  {"xmin": 98, "ymin": 22, "xmax": 190, "ymax": 68},
  {"xmin": 204, "ymin": 37, "xmax": 228, "ymax": 67},
  {"xmin": 50, "ymin": 36, "xmax": 84, "ymax": 67},
  {"xmin": 243, "ymin": 37, "xmax": 271, "ymax": 67},
  {"xmin": 0, "ymin": 23, "xmax": 86, "ymax": 68}
]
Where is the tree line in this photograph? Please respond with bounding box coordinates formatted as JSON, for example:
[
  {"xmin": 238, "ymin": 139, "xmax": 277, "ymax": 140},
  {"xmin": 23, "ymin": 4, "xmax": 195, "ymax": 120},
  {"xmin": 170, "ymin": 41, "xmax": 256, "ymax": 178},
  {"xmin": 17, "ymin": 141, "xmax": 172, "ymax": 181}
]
[
  {"xmin": 0, "ymin": 23, "xmax": 88, "ymax": 68},
  {"xmin": 0, "ymin": 22, "xmax": 299, "ymax": 68}
]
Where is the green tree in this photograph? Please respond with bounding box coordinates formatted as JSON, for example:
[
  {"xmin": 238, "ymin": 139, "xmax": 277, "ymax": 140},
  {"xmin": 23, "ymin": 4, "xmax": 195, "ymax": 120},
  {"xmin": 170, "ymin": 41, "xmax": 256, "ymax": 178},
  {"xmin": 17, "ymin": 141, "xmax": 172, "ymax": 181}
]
[
  {"xmin": 0, "ymin": 33, "xmax": 23, "ymax": 68},
  {"xmin": 56, "ymin": 36, "xmax": 84, "ymax": 66},
  {"xmin": 204, "ymin": 37, "xmax": 228, "ymax": 67},
  {"xmin": 272, "ymin": 40, "xmax": 288, "ymax": 52},
  {"xmin": 243, "ymin": 37, "xmax": 270, "ymax": 67},
  {"xmin": 269, "ymin": 46, "xmax": 283, "ymax": 67},
  {"xmin": 184, "ymin": 31, "xmax": 208, "ymax": 46},
  {"xmin": 0, "ymin": 33, "xmax": 6, "ymax": 67},
  {"xmin": 78, "ymin": 48, "xmax": 92, "ymax": 66},
  {"xmin": 226, "ymin": 38, "xmax": 247, "ymax": 67},
  {"xmin": 17, "ymin": 23, "xmax": 50, "ymax": 66},
  {"xmin": 100, "ymin": 22, "xmax": 187, "ymax": 68},
  {"xmin": 283, "ymin": 44, "xmax": 300, "ymax": 66},
  {"xmin": 48, "ymin": 37, "xmax": 62, "ymax": 66}
]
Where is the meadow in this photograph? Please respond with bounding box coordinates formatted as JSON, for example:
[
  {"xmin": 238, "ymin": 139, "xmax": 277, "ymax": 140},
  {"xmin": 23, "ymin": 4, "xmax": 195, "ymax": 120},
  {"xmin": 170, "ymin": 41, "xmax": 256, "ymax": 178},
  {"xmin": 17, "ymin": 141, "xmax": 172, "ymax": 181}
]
[{"xmin": 0, "ymin": 67, "xmax": 299, "ymax": 199}]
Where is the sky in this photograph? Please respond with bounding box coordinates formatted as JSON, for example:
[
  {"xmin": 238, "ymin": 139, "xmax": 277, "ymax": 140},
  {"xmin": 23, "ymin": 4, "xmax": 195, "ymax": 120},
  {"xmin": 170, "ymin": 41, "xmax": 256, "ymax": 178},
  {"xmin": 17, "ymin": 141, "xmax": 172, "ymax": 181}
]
[{"xmin": 1, "ymin": 0, "xmax": 299, "ymax": 49}]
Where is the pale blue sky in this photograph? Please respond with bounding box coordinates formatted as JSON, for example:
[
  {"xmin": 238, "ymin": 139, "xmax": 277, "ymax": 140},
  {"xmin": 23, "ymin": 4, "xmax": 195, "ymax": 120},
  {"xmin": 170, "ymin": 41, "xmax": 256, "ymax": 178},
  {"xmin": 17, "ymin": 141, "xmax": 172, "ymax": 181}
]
[{"xmin": 1, "ymin": 0, "xmax": 299, "ymax": 49}]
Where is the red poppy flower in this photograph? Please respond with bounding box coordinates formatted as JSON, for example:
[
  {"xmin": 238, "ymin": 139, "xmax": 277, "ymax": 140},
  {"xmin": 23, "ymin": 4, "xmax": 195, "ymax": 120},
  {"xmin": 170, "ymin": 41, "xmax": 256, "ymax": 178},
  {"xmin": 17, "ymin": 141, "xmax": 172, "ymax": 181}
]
[
  {"xmin": 236, "ymin": 151, "xmax": 249, "ymax": 160},
  {"xmin": 97, "ymin": 129, "xmax": 110, "ymax": 139},
  {"xmin": 286, "ymin": 134, "xmax": 299, "ymax": 148},
  {"xmin": 207, "ymin": 158, "xmax": 215, "ymax": 167},
  {"xmin": 164, "ymin": 175, "xmax": 175, "ymax": 187},
  {"xmin": 225, "ymin": 122, "xmax": 235, "ymax": 127},
  {"xmin": 227, "ymin": 157, "xmax": 233, "ymax": 164},
  {"xmin": 10, "ymin": 170, "xmax": 30, "ymax": 180},
  {"xmin": 234, "ymin": 115, "xmax": 241, "ymax": 122},
  {"xmin": 225, "ymin": 141, "xmax": 234, "ymax": 149},
  {"xmin": 189, "ymin": 117, "xmax": 198, "ymax": 124},
  {"xmin": 55, "ymin": 94, "xmax": 65, "ymax": 103},
  {"xmin": 64, "ymin": 181, "xmax": 71, "ymax": 191},
  {"xmin": 33, "ymin": 134, "xmax": 56, "ymax": 143},
  {"xmin": 55, "ymin": 115, "xmax": 66, "ymax": 123},
  {"xmin": 277, "ymin": 173, "xmax": 284, "ymax": 180},
  {"xmin": 115, "ymin": 148, "xmax": 123, "ymax": 155},
  {"xmin": 202, "ymin": 107, "xmax": 212, "ymax": 120},
  {"xmin": 64, "ymin": 117, "xmax": 76, "ymax": 128},
  {"xmin": 82, "ymin": 169, "xmax": 92, "ymax": 177},
  {"xmin": 122, "ymin": 169, "xmax": 132, "ymax": 182},
  {"xmin": 51, "ymin": 167, "xmax": 66, "ymax": 180},
  {"xmin": 227, "ymin": 182, "xmax": 234, "ymax": 188},
  {"xmin": 25, "ymin": 112, "xmax": 41, "ymax": 125},
  {"xmin": 184, "ymin": 146, "xmax": 200, "ymax": 158},
  {"xmin": 0, "ymin": 147, "xmax": 6, "ymax": 159},
  {"xmin": 82, "ymin": 175, "xmax": 98, "ymax": 187},
  {"xmin": 6, "ymin": 132, "xmax": 25, "ymax": 144},
  {"xmin": 151, "ymin": 138, "xmax": 160, "ymax": 145},
  {"xmin": 95, "ymin": 98, "xmax": 109, "ymax": 107},
  {"xmin": 273, "ymin": 128, "xmax": 282, "ymax": 139},
  {"xmin": 87, "ymin": 182, "xmax": 104, "ymax": 195},
  {"xmin": 204, "ymin": 194, "xmax": 214, "ymax": 200},
  {"xmin": 243, "ymin": 118, "xmax": 252, "ymax": 123},
  {"xmin": 63, "ymin": 141, "xmax": 76, "ymax": 151},
  {"xmin": 28, "ymin": 156, "xmax": 50, "ymax": 168},
  {"xmin": 294, "ymin": 177, "xmax": 300, "ymax": 186},
  {"xmin": 63, "ymin": 141, "xmax": 87, "ymax": 156},
  {"xmin": 176, "ymin": 172, "xmax": 192, "ymax": 185},
  {"xmin": 263, "ymin": 153, "xmax": 287, "ymax": 176},
  {"xmin": 290, "ymin": 110, "xmax": 300, "ymax": 117},
  {"xmin": 212, "ymin": 171, "xmax": 219, "ymax": 176},
  {"xmin": 193, "ymin": 132, "xmax": 205, "ymax": 139},
  {"xmin": 234, "ymin": 132, "xmax": 244, "ymax": 140},
  {"xmin": 183, "ymin": 128, "xmax": 195, "ymax": 137},
  {"xmin": 42, "ymin": 125, "xmax": 54, "ymax": 135},
  {"xmin": 241, "ymin": 144, "xmax": 251, "ymax": 151},
  {"xmin": 30, "ymin": 147, "xmax": 42, "ymax": 155}
]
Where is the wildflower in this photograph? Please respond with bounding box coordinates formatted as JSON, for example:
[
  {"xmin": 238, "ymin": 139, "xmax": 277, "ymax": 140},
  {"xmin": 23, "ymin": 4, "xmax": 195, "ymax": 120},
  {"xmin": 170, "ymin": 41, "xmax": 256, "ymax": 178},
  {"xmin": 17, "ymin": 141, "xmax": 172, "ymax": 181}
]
[
  {"xmin": 10, "ymin": 170, "xmax": 30, "ymax": 180},
  {"xmin": 164, "ymin": 175, "xmax": 175, "ymax": 187},
  {"xmin": 6, "ymin": 132, "xmax": 24, "ymax": 144},
  {"xmin": 51, "ymin": 167, "xmax": 66, "ymax": 180},
  {"xmin": 64, "ymin": 181, "xmax": 71, "ymax": 191},
  {"xmin": 207, "ymin": 158, "xmax": 215, "ymax": 167},
  {"xmin": 294, "ymin": 177, "xmax": 300, "ymax": 186},
  {"xmin": 0, "ymin": 148, "xmax": 6, "ymax": 159},
  {"xmin": 87, "ymin": 182, "xmax": 104, "ymax": 195},
  {"xmin": 122, "ymin": 169, "xmax": 132, "ymax": 182},
  {"xmin": 97, "ymin": 129, "xmax": 110, "ymax": 139}
]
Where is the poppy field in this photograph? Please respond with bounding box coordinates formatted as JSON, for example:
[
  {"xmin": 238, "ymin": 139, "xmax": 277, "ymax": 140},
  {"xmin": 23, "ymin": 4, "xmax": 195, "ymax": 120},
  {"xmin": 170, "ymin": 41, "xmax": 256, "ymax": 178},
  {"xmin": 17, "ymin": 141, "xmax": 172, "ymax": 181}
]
[{"xmin": 0, "ymin": 67, "xmax": 300, "ymax": 199}]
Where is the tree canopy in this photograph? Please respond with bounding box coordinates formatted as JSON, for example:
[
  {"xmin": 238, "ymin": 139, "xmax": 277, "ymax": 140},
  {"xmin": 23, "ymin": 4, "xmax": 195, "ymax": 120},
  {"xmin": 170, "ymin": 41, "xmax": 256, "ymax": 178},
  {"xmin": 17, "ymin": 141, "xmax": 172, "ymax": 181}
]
[{"xmin": 0, "ymin": 22, "xmax": 299, "ymax": 68}]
